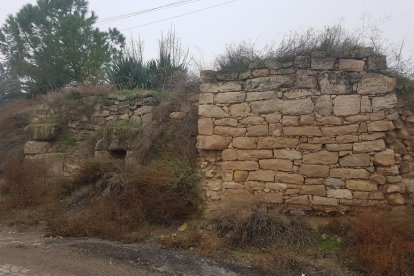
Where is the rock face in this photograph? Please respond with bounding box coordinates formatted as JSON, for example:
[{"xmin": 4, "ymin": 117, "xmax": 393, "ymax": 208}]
[{"xmin": 198, "ymin": 53, "xmax": 409, "ymax": 209}]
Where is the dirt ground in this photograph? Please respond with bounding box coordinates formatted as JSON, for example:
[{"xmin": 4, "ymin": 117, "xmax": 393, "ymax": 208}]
[{"xmin": 0, "ymin": 225, "xmax": 265, "ymax": 276}]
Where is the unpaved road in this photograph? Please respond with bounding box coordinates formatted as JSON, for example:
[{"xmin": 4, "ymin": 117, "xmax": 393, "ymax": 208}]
[{"xmin": 0, "ymin": 226, "xmax": 265, "ymax": 276}]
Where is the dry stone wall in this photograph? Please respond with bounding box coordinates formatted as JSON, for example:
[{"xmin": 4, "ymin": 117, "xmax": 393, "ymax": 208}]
[{"xmin": 198, "ymin": 54, "xmax": 413, "ymax": 210}]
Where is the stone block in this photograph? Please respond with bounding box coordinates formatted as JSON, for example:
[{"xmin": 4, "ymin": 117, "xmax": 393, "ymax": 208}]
[
  {"xmin": 330, "ymin": 168, "xmax": 370, "ymax": 179},
  {"xmin": 232, "ymin": 137, "xmax": 257, "ymax": 149},
  {"xmin": 346, "ymin": 180, "xmax": 378, "ymax": 191},
  {"xmin": 275, "ymin": 172, "xmax": 304, "ymax": 184},
  {"xmin": 282, "ymin": 98, "xmax": 314, "ymax": 115},
  {"xmin": 321, "ymin": 124, "xmax": 359, "ymax": 136},
  {"xmin": 214, "ymin": 126, "xmax": 246, "ymax": 137},
  {"xmin": 353, "ymin": 139, "xmax": 386, "ymax": 152},
  {"xmin": 197, "ymin": 135, "xmax": 232, "ymax": 150},
  {"xmin": 333, "ymin": 95, "xmax": 361, "ymax": 116},
  {"xmin": 215, "ymin": 118, "xmax": 238, "ymax": 127},
  {"xmin": 259, "ymin": 193, "xmax": 284, "ymax": 204},
  {"xmin": 264, "ymin": 113, "xmax": 282, "ymax": 123},
  {"xmin": 257, "ymin": 137, "xmax": 299, "ymax": 149},
  {"xmin": 248, "ymin": 170, "xmax": 275, "ymax": 181},
  {"xmin": 345, "ymin": 114, "xmax": 370, "ymax": 123},
  {"xmin": 200, "ymin": 82, "xmax": 242, "ymax": 93},
  {"xmin": 300, "ymin": 185, "xmax": 326, "ymax": 196},
  {"xmin": 199, "ymin": 105, "xmax": 228, "ymax": 118},
  {"xmin": 325, "ymin": 178, "xmax": 346, "ymax": 187},
  {"xmin": 294, "ymin": 56, "xmax": 311, "ymax": 68},
  {"xmin": 134, "ymin": 106, "xmax": 153, "ymax": 116},
  {"xmin": 371, "ymin": 94, "xmax": 398, "ymax": 112},
  {"xmin": 300, "ymin": 115, "xmax": 315, "ymax": 125},
  {"xmin": 308, "ymin": 137, "xmax": 337, "ymax": 144},
  {"xmin": 300, "ymin": 164, "xmax": 330, "ymax": 177},
  {"xmin": 299, "ymin": 144, "xmax": 322, "ymax": 151},
  {"xmin": 319, "ymin": 72, "xmax": 353, "ymax": 94},
  {"xmin": 240, "ymin": 116, "xmax": 265, "ymax": 126},
  {"xmin": 223, "ymin": 182, "xmax": 244, "ymax": 189},
  {"xmin": 274, "ymin": 149, "xmax": 302, "ymax": 160},
  {"xmin": 215, "ymin": 92, "xmax": 245, "ymax": 104},
  {"xmin": 338, "ymin": 59, "xmax": 365, "ymax": 71},
  {"xmin": 326, "ymin": 144, "xmax": 353, "ymax": 151},
  {"xmin": 357, "ymin": 73, "xmax": 396, "ymax": 95},
  {"xmin": 198, "ymin": 118, "xmax": 214, "ymax": 135},
  {"xmin": 327, "ymin": 189, "xmax": 353, "ymax": 199},
  {"xmin": 237, "ymin": 150, "xmax": 273, "ymax": 160},
  {"xmin": 199, "ymin": 93, "xmax": 214, "ymax": 104},
  {"xmin": 296, "ymin": 73, "xmax": 318, "ymax": 89},
  {"xmin": 374, "ymin": 149, "xmax": 395, "ymax": 166},
  {"xmin": 200, "ymin": 70, "xmax": 217, "ymax": 82},
  {"xmin": 336, "ymin": 135, "xmax": 359, "ymax": 143},
  {"xmin": 367, "ymin": 120, "xmax": 394, "ymax": 132},
  {"xmin": 286, "ymin": 195, "xmax": 310, "ymax": 205},
  {"xmin": 371, "ymin": 174, "xmax": 387, "ymax": 185},
  {"xmin": 339, "ymin": 153, "xmax": 371, "ymax": 167},
  {"xmin": 386, "ymin": 193, "xmax": 405, "ymax": 205},
  {"xmin": 303, "ymin": 151, "xmax": 339, "ymax": 165},
  {"xmin": 250, "ymin": 99, "xmax": 283, "ymax": 114},
  {"xmin": 24, "ymin": 141, "xmax": 51, "ymax": 155},
  {"xmin": 316, "ymin": 116, "xmax": 343, "ymax": 126},
  {"xmin": 252, "ymin": 68, "xmax": 270, "ymax": 77},
  {"xmin": 265, "ymin": 183, "xmax": 288, "ymax": 191},
  {"xmin": 247, "ymin": 125, "xmax": 268, "ymax": 136},
  {"xmin": 311, "ymin": 57, "xmax": 335, "ymax": 70},
  {"xmin": 259, "ymin": 159, "xmax": 293, "ymax": 171},
  {"xmin": 229, "ymin": 103, "xmax": 251, "ymax": 117},
  {"xmin": 234, "ymin": 171, "xmax": 249, "ymax": 182},
  {"xmin": 245, "ymin": 91, "xmax": 274, "ymax": 102},
  {"xmin": 361, "ymin": 96, "xmax": 372, "ymax": 113},
  {"xmin": 26, "ymin": 124, "xmax": 59, "ymax": 141},
  {"xmin": 245, "ymin": 76, "xmax": 295, "ymax": 91},
  {"xmin": 282, "ymin": 116, "xmax": 300, "ymax": 126},
  {"xmin": 284, "ymin": 126, "xmax": 322, "ymax": 136},
  {"xmin": 312, "ymin": 196, "xmax": 338, "ymax": 206},
  {"xmin": 222, "ymin": 161, "xmax": 259, "ymax": 171},
  {"xmin": 283, "ymin": 89, "xmax": 314, "ymax": 100},
  {"xmin": 216, "ymin": 71, "xmax": 239, "ymax": 81},
  {"xmin": 222, "ymin": 149, "xmax": 238, "ymax": 161}
]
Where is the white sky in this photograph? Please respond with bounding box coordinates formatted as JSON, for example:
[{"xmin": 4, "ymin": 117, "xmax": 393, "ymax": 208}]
[{"xmin": 1, "ymin": 0, "xmax": 413, "ymax": 69}]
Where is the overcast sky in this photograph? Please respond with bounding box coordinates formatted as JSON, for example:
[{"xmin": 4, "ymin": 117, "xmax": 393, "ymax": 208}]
[{"xmin": 1, "ymin": 0, "xmax": 413, "ymax": 68}]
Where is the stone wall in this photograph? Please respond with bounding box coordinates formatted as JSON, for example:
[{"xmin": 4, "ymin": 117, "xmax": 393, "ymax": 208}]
[{"xmin": 197, "ymin": 54, "xmax": 414, "ymax": 210}]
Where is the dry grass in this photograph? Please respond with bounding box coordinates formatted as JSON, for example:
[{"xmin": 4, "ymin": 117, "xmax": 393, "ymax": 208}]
[{"xmin": 328, "ymin": 210, "xmax": 414, "ymax": 276}]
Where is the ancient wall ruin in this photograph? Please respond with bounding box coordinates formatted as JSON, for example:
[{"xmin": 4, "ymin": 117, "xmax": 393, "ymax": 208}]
[{"xmin": 197, "ymin": 54, "xmax": 414, "ymax": 210}]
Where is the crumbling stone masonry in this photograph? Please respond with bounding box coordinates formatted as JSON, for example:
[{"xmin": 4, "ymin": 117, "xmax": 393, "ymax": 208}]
[{"xmin": 197, "ymin": 54, "xmax": 414, "ymax": 210}]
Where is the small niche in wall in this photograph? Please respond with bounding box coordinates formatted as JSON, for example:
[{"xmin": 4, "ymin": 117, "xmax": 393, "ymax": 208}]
[{"xmin": 109, "ymin": 149, "xmax": 127, "ymax": 160}]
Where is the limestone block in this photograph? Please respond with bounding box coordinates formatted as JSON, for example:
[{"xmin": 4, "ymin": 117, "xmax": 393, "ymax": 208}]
[
  {"xmin": 274, "ymin": 149, "xmax": 302, "ymax": 160},
  {"xmin": 237, "ymin": 150, "xmax": 273, "ymax": 161},
  {"xmin": 339, "ymin": 153, "xmax": 371, "ymax": 167},
  {"xmin": 309, "ymin": 137, "xmax": 337, "ymax": 144},
  {"xmin": 250, "ymin": 99, "xmax": 283, "ymax": 114},
  {"xmin": 215, "ymin": 118, "xmax": 238, "ymax": 127},
  {"xmin": 199, "ymin": 93, "xmax": 214, "ymax": 104},
  {"xmin": 222, "ymin": 149, "xmax": 238, "ymax": 161},
  {"xmin": 223, "ymin": 182, "xmax": 244, "ymax": 189},
  {"xmin": 284, "ymin": 126, "xmax": 322, "ymax": 136},
  {"xmin": 346, "ymin": 180, "xmax": 378, "ymax": 191},
  {"xmin": 353, "ymin": 139, "xmax": 386, "ymax": 152},
  {"xmin": 371, "ymin": 94, "xmax": 398, "ymax": 112},
  {"xmin": 370, "ymin": 174, "xmax": 387, "ymax": 185},
  {"xmin": 327, "ymin": 189, "xmax": 353, "ymax": 199},
  {"xmin": 333, "ymin": 95, "xmax": 361, "ymax": 116},
  {"xmin": 338, "ymin": 59, "xmax": 365, "ymax": 71},
  {"xmin": 374, "ymin": 149, "xmax": 395, "ymax": 166},
  {"xmin": 259, "ymin": 193, "xmax": 284, "ymax": 204},
  {"xmin": 296, "ymin": 72, "xmax": 318, "ymax": 89},
  {"xmin": 275, "ymin": 172, "xmax": 304, "ymax": 184},
  {"xmin": 300, "ymin": 115, "xmax": 315, "ymax": 125},
  {"xmin": 330, "ymin": 168, "xmax": 370, "ymax": 179},
  {"xmin": 300, "ymin": 164, "xmax": 330, "ymax": 177},
  {"xmin": 376, "ymin": 166, "xmax": 399, "ymax": 176},
  {"xmin": 312, "ymin": 196, "xmax": 338, "ymax": 206},
  {"xmin": 252, "ymin": 68, "xmax": 270, "ymax": 77},
  {"xmin": 362, "ymin": 133, "xmax": 385, "ymax": 141},
  {"xmin": 229, "ymin": 103, "xmax": 251, "ymax": 117},
  {"xmin": 245, "ymin": 91, "xmax": 274, "ymax": 102},
  {"xmin": 357, "ymin": 73, "xmax": 396, "ymax": 95},
  {"xmin": 282, "ymin": 116, "xmax": 300, "ymax": 126},
  {"xmin": 319, "ymin": 72, "xmax": 353, "ymax": 94},
  {"xmin": 311, "ymin": 57, "xmax": 335, "ymax": 70},
  {"xmin": 197, "ymin": 135, "xmax": 232, "ymax": 150},
  {"xmin": 222, "ymin": 161, "xmax": 259, "ymax": 171},
  {"xmin": 214, "ymin": 126, "xmax": 246, "ymax": 137},
  {"xmin": 248, "ymin": 170, "xmax": 275, "ymax": 181},
  {"xmin": 283, "ymin": 89, "xmax": 314, "ymax": 100},
  {"xmin": 232, "ymin": 137, "xmax": 257, "ymax": 149},
  {"xmin": 214, "ymin": 92, "xmax": 245, "ymax": 104},
  {"xmin": 325, "ymin": 178, "xmax": 346, "ymax": 187},
  {"xmin": 367, "ymin": 120, "xmax": 394, "ymax": 132},
  {"xmin": 134, "ymin": 106, "xmax": 153, "ymax": 116},
  {"xmin": 286, "ymin": 195, "xmax": 310, "ymax": 205},
  {"xmin": 361, "ymin": 96, "xmax": 372, "ymax": 113},
  {"xmin": 300, "ymin": 185, "xmax": 326, "ymax": 196},
  {"xmin": 265, "ymin": 183, "xmax": 288, "ymax": 191},
  {"xmin": 303, "ymin": 151, "xmax": 339, "ymax": 165},
  {"xmin": 316, "ymin": 116, "xmax": 343, "ymax": 126},
  {"xmin": 282, "ymin": 98, "xmax": 314, "ymax": 115},
  {"xmin": 336, "ymin": 135, "xmax": 359, "ymax": 143},
  {"xmin": 247, "ymin": 125, "xmax": 268, "ymax": 136},
  {"xmin": 259, "ymin": 159, "xmax": 293, "ymax": 171},
  {"xmin": 240, "ymin": 116, "xmax": 265, "ymax": 126},
  {"xmin": 245, "ymin": 75, "xmax": 295, "ymax": 91},
  {"xmin": 370, "ymin": 112, "xmax": 386, "ymax": 121},
  {"xmin": 24, "ymin": 141, "xmax": 51, "ymax": 155},
  {"xmin": 321, "ymin": 124, "xmax": 359, "ymax": 136},
  {"xmin": 238, "ymin": 70, "xmax": 252, "ymax": 80},
  {"xmin": 216, "ymin": 71, "xmax": 239, "ymax": 81},
  {"xmin": 257, "ymin": 137, "xmax": 299, "ymax": 149},
  {"xmin": 383, "ymin": 184, "xmax": 401, "ymax": 193},
  {"xmin": 403, "ymin": 179, "xmax": 414, "ymax": 193},
  {"xmin": 199, "ymin": 105, "xmax": 228, "ymax": 118},
  {"xmin": 234, "ymin": 171, "xmax": 249, "ymax": 182},
  {"xmin": 386, "ymin": 193, "xmax": 405, "ymax": 205},
  {"xmin": 326, "ymin": 144, "xmax": 353, "ymax": 151},
  {"xmin": 26, "ymin": 124, "xmax": 59, "ymax": 141},
  {"xmin": 345, "ymin": 114, "xmax": 370, "ymax": 123},
  {"xmin": 246, "ymin": 181, "xmax": 266, "ymax": 191},
  {"xmin": 200, "ymin": 81, "xmax": 242, "ymax": 93},
  {"xmin": 264, "ymin": 113, "xmax": 282, "ymax": 124},
  {"xmin": 299, "ymin": 144, "xmax": 322, "ymax": 151}
]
